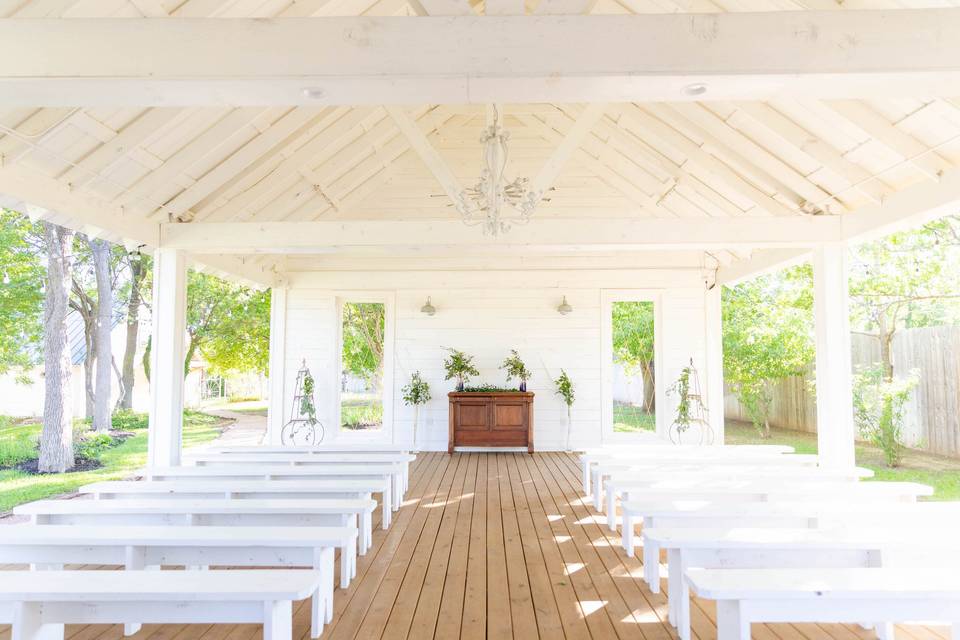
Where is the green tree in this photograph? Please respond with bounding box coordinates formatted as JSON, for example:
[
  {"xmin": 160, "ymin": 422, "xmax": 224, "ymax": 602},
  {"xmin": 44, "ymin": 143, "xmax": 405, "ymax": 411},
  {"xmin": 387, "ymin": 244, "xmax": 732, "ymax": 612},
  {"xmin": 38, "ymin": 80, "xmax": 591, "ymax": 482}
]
[
  {"xmin": 849, "ymin": 215, "xmax": 960, "ymax": 381},
  {"xmin": 722, "ymin": 266, "xmax": 815, "ymax": 437},
  {"xmin": 0, "ymin": 209, "xmax": 44, "ymax": 381},
  {"xmin": 612, "ymin": 301, "xmax": 656, "ymax": 412},
  {"xmin": 341, "ymin": 302, "xmax": 385, "ymax": 387}
]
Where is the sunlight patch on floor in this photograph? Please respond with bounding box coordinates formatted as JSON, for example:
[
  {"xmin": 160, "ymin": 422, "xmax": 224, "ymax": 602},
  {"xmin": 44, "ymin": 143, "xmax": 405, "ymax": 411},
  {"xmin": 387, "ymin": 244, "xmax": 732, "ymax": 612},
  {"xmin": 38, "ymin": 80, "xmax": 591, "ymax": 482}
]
[
  {"xmin": 564, "ymin": 562, "xmax": 585, "ymax": 576},
  {"xmin": 577, "ymin": 600, "xmax": 608, "ymax": 617},
  {"xmin": 623, "ymin": 609, "xmax": 664, "ymax": 623},
  {"xmin": 547, "ymin": 514, "xmax": 564, "ymax": 522}
]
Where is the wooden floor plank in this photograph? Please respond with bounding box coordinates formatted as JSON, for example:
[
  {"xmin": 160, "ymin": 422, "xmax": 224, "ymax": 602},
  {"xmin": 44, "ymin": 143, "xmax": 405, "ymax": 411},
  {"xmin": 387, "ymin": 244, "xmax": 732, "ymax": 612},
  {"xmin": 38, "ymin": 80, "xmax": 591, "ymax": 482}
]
[
  {"xmin": 432, "ymin": 454, "xmax": 478, "ymax": 640},
  {"xmin": 485, "ymin": 452, "xmax": 512, "ymax": 639},
  {"xmin": 461, "ymin": 452, "xmax": 488, "ymax": 640}
]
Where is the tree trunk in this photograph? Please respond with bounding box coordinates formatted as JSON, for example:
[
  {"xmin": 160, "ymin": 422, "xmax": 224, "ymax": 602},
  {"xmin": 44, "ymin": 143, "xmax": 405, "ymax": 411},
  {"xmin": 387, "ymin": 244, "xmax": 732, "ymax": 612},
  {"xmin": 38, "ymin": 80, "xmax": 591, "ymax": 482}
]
[
  {"xmin": 119, "ymin": 254, "xmax": 144, "ymax": 410},
  {"xmin": 878, "ymin": 314, "xmax": 894, "ymax": 382},
  {"xmin": 642, "ymin": 360, "xmax": 656, "ymax": 413},
  {"xmin": 89, "ymin": 237, "xmax": 112, "ymax": 432},
  {"xmin": 40, "ymin": 222, "xmax": 75, "ymax": 473},
  {"xmin": 83, "ymin": 330, "xmax": 95, "ymax": 419}
]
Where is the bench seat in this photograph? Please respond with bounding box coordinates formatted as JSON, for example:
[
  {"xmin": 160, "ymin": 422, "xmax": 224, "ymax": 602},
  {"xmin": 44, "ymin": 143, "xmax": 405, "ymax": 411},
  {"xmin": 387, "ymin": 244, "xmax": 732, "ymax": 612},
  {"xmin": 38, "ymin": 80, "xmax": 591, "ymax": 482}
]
[
  {"xmin": 685, "ymin": 568, "xmax": 960, "ymax": 640},
  {"xmin": 0, "ymin": 524, "xmax": 354, "ymax": 637},
  {"xmin": 0, "ymin": 569, "xmax": 319, "ymax": 640}
]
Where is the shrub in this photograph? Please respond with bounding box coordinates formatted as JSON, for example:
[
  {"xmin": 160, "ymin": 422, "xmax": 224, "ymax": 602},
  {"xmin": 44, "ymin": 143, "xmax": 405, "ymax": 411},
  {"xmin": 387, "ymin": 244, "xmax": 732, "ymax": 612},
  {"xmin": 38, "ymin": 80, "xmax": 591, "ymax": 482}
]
[
  {"xmin": 110, "ymin": 410, "xmax": 149, "ymax": 431},
  {"xmin": 74, "ymin": 433, "xmax": 118, "ymax": 460},
  {"xmin": 853, "ymin": 364, "xmax": 919, "ymax": 467}
]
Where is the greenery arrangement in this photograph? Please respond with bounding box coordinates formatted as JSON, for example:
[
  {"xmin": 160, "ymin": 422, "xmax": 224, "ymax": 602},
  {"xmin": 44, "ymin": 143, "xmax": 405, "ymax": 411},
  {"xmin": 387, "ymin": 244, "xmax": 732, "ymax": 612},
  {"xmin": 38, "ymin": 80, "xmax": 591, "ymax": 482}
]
[
  {"xmin": 300, "ymin": 369, "xmax": 319, "ymax": 425},
  {"xmin": 666, "ymin": 363, "xmax": 709, "ymax": 443},
  {"xmin": 554, "ymin": 369, "xmax": 575, "ymax": 450},
  {"xmin": 402, "ymin": 371, "xmax": 431, "ymax": 450},
  {"xmin": 461, "ymin": 384, "xmax": 520, "ymax": 393},
  {"xmin": 853, "ymin": 364, "xmax": 920, "ymax": 467},
  {"xmin": 443, "ymin": 348, "xmax": 480, "ymax": 391},
  {"xmin": 500, "ymin": 349, "xmax": 532, "ymax": 390}
]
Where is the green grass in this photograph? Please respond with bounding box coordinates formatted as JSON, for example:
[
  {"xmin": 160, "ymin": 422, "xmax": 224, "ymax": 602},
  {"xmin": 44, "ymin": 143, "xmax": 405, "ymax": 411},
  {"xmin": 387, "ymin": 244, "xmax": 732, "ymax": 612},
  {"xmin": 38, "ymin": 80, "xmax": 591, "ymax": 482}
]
[
  {"xmin": 341, "ymin": 399, "xmax": 384, "ymax": 430},
  {"xmin": 613, "ymin": 403, "xmax": 656, "ymax": 433},
  {"xmin": 0, "ymin": 410, "xmax": 227, "ymax": 513},
  {"xmin": 203, "ymin": 399, "xmax": 268, "ymax": 417},
  {"xmin": 724, "ymin": 420, "xmax": 960, "ymax": 501}
]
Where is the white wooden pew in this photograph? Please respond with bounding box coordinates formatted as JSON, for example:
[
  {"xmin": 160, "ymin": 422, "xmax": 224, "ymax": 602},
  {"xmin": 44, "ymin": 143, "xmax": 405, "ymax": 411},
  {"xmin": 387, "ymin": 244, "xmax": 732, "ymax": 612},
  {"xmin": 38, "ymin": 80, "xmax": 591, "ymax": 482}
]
[
  {"xmin": 589, "ymin": 455, "xmax": 819, "ymax": 508},
  {"xmin": 600, "ymin": 466, "xmax": 872, "ymax": 525},
  {"xmin": 611, "ymin": 480, "xmax": 930, "ymax": 532},
  {"xmin": 81, "ymin": 477, "xmax": 394, "ymax": 528},
  {"xmin": 647, "ymin": 525, "xmax": 960, "ymax": 640},
  {"xmin": 0, "ymin": 569, "xmax": 319, "ymax": 640},
  {"xmin": 213, "ymin": 445, "xmax": 410, "ymax": 453},
  {"xmin": 579, "ymin": 445, "xmax": 796, "ymax": 494},
  {"xmin": 186, "ymin": 452, "xmax": 415, "ymax": 494},
  {"xmin": 621, "ymin": 499, "xmax": 960, "ymax": 588},
  {"xmin": 140, "ymin": 463, "xmax": 404, "ymax": 514},
  {"xmin": 0, "ymin": 524, "xmax": 353, "ymax": 637},
  {"xmin": 685, "ymin": 568, "xmax": 960, "ymax": 640},
  {"xmin": 13, "ymin": 498, "xmax": 376, "ymax": 566}
]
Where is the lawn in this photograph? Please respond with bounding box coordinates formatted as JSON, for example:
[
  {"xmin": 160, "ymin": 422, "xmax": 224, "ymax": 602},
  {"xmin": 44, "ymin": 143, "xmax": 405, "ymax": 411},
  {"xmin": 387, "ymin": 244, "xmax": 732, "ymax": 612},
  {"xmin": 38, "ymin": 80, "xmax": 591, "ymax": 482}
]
[
  {"xmin": 613, "ymin": 402, "xmax": 656, "ymax": 433},
  {"xmin": 725, "ymin": 420, "xmax": 960, "ymax": 501},
  {"xmin": 0, "ymin": 410, "xmax": 229, "ymax": 513}
]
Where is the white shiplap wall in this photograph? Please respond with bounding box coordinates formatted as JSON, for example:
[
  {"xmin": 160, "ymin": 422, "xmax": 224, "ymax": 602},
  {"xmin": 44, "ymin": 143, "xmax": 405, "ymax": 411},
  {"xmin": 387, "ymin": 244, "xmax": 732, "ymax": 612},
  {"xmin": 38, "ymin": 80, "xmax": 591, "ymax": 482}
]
[{"xmin": 274, "ymin": 270, "xmax": 712, "ymax": 451}]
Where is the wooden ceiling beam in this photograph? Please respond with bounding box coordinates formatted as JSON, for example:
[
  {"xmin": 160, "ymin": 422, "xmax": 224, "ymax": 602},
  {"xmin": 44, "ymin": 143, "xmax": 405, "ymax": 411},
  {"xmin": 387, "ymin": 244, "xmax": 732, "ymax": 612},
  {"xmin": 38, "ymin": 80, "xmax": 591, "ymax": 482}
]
[{"xmin": 4, "ymin": 12, "xmax": 960, "ymax": 105}]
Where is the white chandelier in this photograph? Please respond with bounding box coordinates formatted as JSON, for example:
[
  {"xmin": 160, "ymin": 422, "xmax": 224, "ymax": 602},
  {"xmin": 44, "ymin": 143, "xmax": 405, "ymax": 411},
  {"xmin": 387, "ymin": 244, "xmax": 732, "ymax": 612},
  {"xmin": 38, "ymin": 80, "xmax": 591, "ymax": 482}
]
[{"xmin": 455, "ymin": 106, "xmax": 538, "ymax": 236}]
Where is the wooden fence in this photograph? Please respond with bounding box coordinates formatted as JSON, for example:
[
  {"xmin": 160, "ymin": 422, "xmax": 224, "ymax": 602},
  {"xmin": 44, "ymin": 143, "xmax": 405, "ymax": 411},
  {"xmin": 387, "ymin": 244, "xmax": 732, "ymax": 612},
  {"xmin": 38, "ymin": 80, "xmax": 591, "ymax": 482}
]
[{"xmin": 724, "ymin": 326, "xmax": 960, "ymax": 458}]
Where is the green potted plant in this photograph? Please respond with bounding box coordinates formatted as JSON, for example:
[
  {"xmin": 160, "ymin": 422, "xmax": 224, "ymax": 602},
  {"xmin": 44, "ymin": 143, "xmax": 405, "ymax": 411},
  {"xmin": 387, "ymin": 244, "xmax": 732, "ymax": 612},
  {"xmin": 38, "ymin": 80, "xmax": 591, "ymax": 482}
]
[
  {"xmin": 402, "ymin": 371, "xmax": 431, "ymax": 451},
  {"xmin": 554, "ymin": 369, "xmax": 575, "ymax": 450},
  {"xmin": 500, "ymin": 349, "xmax": 532, "ymax": 391},
  {"xmin": 444, "ymin": 348, "xmax": 480, "ymax": 391}
]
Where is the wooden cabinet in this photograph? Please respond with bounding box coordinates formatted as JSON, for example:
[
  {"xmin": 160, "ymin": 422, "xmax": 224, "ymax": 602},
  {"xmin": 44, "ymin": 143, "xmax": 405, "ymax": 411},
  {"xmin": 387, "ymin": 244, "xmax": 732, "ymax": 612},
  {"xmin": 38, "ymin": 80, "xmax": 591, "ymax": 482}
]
[{"xmin": 448, "ymin": 392, "xmax": 534, "ymax": 453}]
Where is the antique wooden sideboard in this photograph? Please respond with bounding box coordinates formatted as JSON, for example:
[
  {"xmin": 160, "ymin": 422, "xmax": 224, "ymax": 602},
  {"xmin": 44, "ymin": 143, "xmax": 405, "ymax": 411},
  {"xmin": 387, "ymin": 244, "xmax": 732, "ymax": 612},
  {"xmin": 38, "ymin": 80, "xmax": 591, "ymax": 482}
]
[{"xmin": 447, "ymin": 392, "xmax": 534, "ymax": 453}]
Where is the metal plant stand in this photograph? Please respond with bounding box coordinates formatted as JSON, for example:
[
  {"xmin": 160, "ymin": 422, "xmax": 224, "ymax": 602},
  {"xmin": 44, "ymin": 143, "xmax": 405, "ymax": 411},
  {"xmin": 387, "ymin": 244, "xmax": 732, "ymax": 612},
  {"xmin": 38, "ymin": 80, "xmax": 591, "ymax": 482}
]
[
  {"xmin": 281, "ymin": 360, "xmax": 324, "ymax": 446},
  {"xmin": 669, "ymin": 359, "xmax": 714, "ymax": 446}
]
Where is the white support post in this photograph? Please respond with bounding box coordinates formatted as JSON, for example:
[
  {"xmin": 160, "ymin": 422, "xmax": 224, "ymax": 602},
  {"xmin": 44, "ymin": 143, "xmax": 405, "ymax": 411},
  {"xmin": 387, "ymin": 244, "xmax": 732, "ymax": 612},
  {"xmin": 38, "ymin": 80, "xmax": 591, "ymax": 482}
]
[
  {"xmin": 147, "ymin": 248, "xmax": 187, "ymax": 467},
  {"xmin": 266, "ymin": 287, "xmax": 288, "ymax": 445},
  {"xmin": 705, "ymin": 285, "xmax": 725, "ymax": 445},
  {"xmin": 812, "ymin": 244, "xmax": 856, "ymax": 468}
]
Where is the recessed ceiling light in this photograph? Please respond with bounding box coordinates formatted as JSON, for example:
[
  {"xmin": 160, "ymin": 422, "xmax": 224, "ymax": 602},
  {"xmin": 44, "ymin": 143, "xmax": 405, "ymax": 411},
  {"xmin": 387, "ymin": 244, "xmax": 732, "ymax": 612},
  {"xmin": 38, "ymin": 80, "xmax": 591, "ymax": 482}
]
[
  {"xmin": 301, "ymin": 87, "xmax": 325, "ymax": 100},
  {"xmin": 682, "ymin": 83, "xmax": 708, "ymax": 97}
]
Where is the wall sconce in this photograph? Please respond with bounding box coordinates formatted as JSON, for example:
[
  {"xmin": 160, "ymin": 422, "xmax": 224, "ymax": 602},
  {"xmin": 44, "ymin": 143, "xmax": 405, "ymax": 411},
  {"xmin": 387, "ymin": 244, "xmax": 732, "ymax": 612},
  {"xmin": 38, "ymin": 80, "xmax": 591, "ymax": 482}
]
[
  {"xmin": 420, "ymin": 297, "xmax": 436, "ymax": 316},
  {"xmin": 557, "ymin": 295, "xmax": 573, "ymax": 315}
]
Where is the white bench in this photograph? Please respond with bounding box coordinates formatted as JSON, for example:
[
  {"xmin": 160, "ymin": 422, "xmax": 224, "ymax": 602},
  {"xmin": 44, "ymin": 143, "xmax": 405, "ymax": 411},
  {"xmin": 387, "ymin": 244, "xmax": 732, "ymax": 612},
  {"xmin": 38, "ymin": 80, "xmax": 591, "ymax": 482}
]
[
  {"xmin": 685, "ymin": 568, "xmax": 960, "ymax": 640},
  {"xmin": 81, "ymin": 477, "xmax": 394, "ymax": 528},
  {"xmin": 600, "ymin": 466, "xmax": 873, "ymax": 526},
  {"xmin": 213, "ymin": 445, "xmax": 411, "ymax": 453},
  {"xmin": 612, "ymin": 480, "xmax": 931, "ymax": 532},
  {"xmin": 140, "ymin": 463, "xmax": 404, "ymax": 512},
  {"xmin": 589, "ymin": 455, "xmax": 821, "ymax": 509},
  {"xmin": 13, "ymin": 497, "xmax": 375, "ymax": 569},
  {"xmin": 620, "ymin": 499, "xmax": 960, "ymax": 588},
  {"xmin": 647, "ymin": 525, "xmax": 960, "ymax": 640},
  {"xmin": 187, "ymin": 452, "xmax": 415, "ymax": 495},
  {"xmin": 0, "ymin": 524, "xmax": 353, "ymax": 637},
  {"xmin": 0, "ymin": 569, "xmax": 319, "ymax": 640},
  {"xmin": 579, "ymin": 445, "xmax": 797, "ymax": 494}
]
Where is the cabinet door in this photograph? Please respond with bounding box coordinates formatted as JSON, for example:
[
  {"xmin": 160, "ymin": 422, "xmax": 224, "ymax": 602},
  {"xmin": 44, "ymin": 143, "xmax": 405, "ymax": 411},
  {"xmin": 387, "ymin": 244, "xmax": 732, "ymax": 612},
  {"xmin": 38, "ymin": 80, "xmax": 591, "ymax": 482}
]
[{"xmin": 490, "ymin": 399, "xmax": 529, "ymax": 446}]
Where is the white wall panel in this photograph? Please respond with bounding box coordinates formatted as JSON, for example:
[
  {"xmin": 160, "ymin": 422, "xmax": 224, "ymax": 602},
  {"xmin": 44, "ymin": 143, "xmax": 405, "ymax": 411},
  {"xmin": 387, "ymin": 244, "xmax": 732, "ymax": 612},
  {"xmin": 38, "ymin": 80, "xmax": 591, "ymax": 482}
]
[{"xmin": 273, "ymin": 271, "xmax": 711, "ymax": 451}]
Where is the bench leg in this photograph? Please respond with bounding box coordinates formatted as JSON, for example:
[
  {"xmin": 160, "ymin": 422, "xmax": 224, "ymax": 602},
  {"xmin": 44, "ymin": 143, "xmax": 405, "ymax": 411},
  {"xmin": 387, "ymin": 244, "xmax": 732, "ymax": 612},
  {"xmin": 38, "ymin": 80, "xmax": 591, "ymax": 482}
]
[
  {"xmin": 606, "ymin": 488, "xmax": 617, "ymax": 531},
  {"xmin": 876, "ymin": 623, "xmax": 895, "ymax": 640},
  {"xmin": 323, "ymin": 548, "xmax": 335, "ymax": 624},
  {"xmin": 592, "ymin": 472, "xmax": 603, "ymax": 511},
  {"xmin": 622, "ymin": 514, "xmax": 634, "ymax": 557},
  {"xmin": 667, "ymin": 549, "xmax": 681, "ymax": 627},
  {"xmin": 716, "ymin": 600, "xmax": 749, "ymax": 640},
  {"xmin": 382, "ymin": 487, "xmax": 392, "ymax": 529},
  {"xmin": 952, "ymin": 621, "xmax": 959, "ymax": 640},
  {"xmin": 644, "ymin": 540, "xmax": 660, "ymax": 594},
  {"xmin": 263, "ymin": 600, "xmax": 292, "ymax": 640},
  {"xmin": 13, "ymin": 603, "xmax": 63, "ymax": 640},
  {"xmin": 358, "ymin": 512, "xmax": 370, "ymax": 555},
  {"xmin": 124, "ymin": 546, "xmax": 146, "ymax": 636},
  {"xmin": 393, "ymin": 473, "xmax": 402, "ymax": 510}
]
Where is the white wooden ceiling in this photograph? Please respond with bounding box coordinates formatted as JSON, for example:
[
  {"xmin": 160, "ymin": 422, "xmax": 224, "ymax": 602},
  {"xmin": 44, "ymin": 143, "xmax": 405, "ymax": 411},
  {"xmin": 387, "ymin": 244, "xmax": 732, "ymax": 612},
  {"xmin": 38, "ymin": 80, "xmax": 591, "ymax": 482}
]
[{"xmin": 1, "ymin": 0, "xmax": 960, "ymax": 281}]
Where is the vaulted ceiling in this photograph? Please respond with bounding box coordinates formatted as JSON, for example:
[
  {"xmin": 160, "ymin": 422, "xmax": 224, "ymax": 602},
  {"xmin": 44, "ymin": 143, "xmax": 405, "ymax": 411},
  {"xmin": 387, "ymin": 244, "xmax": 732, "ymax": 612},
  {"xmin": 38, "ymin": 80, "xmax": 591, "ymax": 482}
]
[{"xmin": 1, "ymin": 0, "xmax": 959, "ymax": 284}]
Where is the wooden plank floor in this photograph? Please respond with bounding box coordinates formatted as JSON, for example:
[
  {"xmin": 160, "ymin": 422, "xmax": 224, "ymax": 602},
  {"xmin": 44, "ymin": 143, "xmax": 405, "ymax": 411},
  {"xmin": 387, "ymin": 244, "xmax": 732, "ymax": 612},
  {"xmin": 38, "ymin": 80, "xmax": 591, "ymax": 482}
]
[{"xmin": 0, "ymin": 452, "xmax": 953, "ymax": 640}]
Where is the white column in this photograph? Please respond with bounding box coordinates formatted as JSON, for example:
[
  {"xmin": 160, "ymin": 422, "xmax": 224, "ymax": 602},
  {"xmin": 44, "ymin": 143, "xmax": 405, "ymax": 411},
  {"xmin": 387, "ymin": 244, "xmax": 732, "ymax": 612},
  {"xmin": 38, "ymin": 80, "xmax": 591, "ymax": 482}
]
[
  {"xmin": 704, "ymin": 286, "xmax": 725, "ymax": 445},
  {"xmin": 812, "ymin": 244, "xmax": 856, "ymax": 468},
  {"xmin": 266, "ymin": 286, "xmax": 288, "ymax": 445},
  {"xmin": 147, "ymin": 248, "xmax": 187, "ymax": 467}
]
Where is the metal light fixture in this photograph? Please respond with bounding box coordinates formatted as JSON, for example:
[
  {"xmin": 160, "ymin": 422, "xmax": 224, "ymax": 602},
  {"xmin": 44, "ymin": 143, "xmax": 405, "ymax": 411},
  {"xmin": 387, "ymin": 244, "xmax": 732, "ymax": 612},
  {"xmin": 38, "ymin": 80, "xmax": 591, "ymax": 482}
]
[
  {"xmin": 557, "ymin": 296, "xmax": 573, "ymax": 315},
  {"xmin": 420, "ymin": 297, "xmax": 436, "ymax": 316},
  {"xmin": 456, "ymin": 105, "xmax": 538, "ymax": 236}
]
